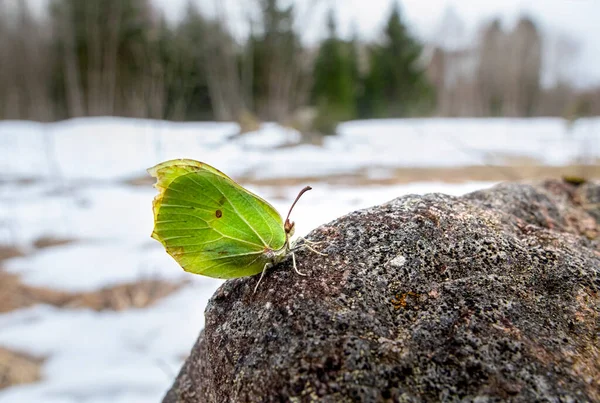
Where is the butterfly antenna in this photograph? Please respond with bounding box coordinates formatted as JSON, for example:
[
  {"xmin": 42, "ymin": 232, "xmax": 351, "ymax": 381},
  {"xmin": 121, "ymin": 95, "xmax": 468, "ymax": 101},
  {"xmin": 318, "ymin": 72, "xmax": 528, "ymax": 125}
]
[{"xmin": 285, "ymin": 186, "xmax": 312, "ymax": 225}]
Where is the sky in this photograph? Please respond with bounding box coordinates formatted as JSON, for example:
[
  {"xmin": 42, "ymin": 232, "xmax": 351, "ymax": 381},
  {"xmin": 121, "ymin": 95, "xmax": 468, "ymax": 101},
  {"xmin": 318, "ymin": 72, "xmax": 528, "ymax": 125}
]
[{"xmin": 152, "ymin": 0, "xmax": 600, "ymax": 89}]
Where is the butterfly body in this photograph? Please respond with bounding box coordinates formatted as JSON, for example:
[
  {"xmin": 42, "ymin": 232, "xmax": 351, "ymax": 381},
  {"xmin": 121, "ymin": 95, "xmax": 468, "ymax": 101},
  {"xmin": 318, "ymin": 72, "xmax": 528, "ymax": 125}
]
[{"xmin": 148, "ymin": 159, "xmax": 297, "ymax": 280}]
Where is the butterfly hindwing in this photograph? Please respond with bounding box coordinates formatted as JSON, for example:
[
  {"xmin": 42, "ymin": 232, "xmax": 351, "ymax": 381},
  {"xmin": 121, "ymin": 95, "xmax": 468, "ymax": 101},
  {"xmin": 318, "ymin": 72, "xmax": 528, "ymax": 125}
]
[{"xmin": 149, "ymin": 160, "xmax": 287, "ymax": 279}]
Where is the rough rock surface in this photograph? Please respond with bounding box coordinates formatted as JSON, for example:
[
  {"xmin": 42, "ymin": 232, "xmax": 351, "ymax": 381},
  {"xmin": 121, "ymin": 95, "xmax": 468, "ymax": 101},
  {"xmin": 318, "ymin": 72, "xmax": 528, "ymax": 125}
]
[{"xmin": 164, "ymin": 179, "xmax": 600, "ymax": 402}]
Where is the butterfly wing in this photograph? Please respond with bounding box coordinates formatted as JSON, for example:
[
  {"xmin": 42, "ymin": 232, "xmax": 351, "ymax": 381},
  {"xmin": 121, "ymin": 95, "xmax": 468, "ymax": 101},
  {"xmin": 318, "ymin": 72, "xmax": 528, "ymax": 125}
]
[
  {"xmin": 148, "ymin": 159, "xmax": 233, "ymax": 185},
  {"xmin": 148, "ymin": 159, "xmax": 287, "ymax": 279}
]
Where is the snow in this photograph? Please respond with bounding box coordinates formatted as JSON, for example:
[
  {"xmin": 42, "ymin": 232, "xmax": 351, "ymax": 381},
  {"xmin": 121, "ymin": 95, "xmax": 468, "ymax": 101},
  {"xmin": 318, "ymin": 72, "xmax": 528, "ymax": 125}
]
[
  {"xmin": 0, "ymin": 283, "xmax": 219, "ymax": 403},
  {"xmin": 0, "ymin": 116, "xmax": 594, "ymax": 402},
  {"xmin": 1, "ymin": 117, "xmax": 598, "ymax": 181},
  {"xmin": 4, "ymin": 242, "xmax": 184, "ymax": 291}
]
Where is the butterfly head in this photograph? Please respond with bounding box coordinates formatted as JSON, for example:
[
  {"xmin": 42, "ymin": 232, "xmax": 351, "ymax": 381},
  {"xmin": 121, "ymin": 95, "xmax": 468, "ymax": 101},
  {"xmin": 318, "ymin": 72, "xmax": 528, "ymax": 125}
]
[{"xmin": 284, "ymin": 219, "xmax": 295, "ymax": 238}]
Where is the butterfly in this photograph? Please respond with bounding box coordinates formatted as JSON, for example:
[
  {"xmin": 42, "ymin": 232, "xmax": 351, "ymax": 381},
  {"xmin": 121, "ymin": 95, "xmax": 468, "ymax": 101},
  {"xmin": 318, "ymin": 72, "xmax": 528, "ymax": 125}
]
[{"xmin": 148, "ymin": 159, "xmax": 323, "ymax": 292}]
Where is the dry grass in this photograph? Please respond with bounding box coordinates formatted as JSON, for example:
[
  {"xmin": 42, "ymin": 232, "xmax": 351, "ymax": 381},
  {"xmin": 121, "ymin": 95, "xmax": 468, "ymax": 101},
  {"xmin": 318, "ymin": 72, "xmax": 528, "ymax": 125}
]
[
  {"xmin": 0, "ymin": 348, "xmax": 44, "ymax": 390},
  {"xmin": 0, "ymin": 238, "xmax": 186, "ymax": 313},
  {"xmin": 66, "ymin": 279, "xmax": 188, "ymax": 311},
  {"xmin": 0, "ymin": 246, "xmax": 24, "ymax": 263},
  {"xmin": 0, "ymin": 270, "xmax": 187, "ymax": 313},
  {"xmin": 32, "ymin": 236, "xmax": 75, "ymax": 249},
  {"xmin": 235, "ymin": 164, "xmax": 600, "ymax": 187},
  {"xmin": 0, "ymin": 248, "xmax": 42, "ymax": 389},
  {"xmin": 126, "ymin": 164, "xmax": 600, "ymax": 188},
  {"xmin": 126, "ymin": 175, "xmax": 155, "ymax": 187}
]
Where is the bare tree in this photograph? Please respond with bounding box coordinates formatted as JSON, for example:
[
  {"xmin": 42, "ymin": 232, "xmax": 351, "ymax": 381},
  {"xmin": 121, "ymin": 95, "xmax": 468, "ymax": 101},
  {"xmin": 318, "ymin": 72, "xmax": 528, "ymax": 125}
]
[
  {"xmin": 203, "ymin": 19, "xmax": 245, "ymax": 120},
  {"xmin": 477, "ymin": 19, "xmax": 505, "ymax": 116},
  {"xmin": 504, "ymin": 17, "xmax": 542, "ymax": 116},
  {"xmin": 545, "ymin": 33, "xmax": 580, "ymax": 91},
  {"xmin": 0, "ymin": 1, "xmax": 53, "ymax": 120},
  {"xmin": 247, "ymin": 0, "xmax": 318, "ymax": 121},
  {"xmin": 428, "ymin": 6, "xmax": 476, "ymax": 116},
  {"xmin": 0, "ymin": 0, "xmax": 18, "ymax": 119},
  {"xmin": 52, "ymin": 1, "xmax": 85, "ymax": 117}
]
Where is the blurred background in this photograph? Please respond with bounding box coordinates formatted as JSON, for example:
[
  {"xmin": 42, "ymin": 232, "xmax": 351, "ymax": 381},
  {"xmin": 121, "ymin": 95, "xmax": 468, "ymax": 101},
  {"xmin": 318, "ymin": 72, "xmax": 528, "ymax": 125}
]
[
  {"xmin": 0, "ymin": 1, "xmax": 598, "ymax": 402},
  {"xmin": 2, "ymin": 0, "xmax": 600, "ymax": 123}
]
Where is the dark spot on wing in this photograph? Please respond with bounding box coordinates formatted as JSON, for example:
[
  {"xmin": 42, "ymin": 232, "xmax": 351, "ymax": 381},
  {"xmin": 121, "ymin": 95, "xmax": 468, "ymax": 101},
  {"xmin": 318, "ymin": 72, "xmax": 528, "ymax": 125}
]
[{"xmin": 216, "ymin": 209, "xmax": 223, "ymax": 218}]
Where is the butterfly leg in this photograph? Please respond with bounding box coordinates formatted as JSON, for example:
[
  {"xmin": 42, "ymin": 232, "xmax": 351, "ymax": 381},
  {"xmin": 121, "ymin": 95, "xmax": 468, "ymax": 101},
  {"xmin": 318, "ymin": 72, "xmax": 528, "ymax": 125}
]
[
  {"xmin": 295, "ymin": 242, "xmax": 328, "ymax": 256},
  {"xmin": 296, "ymin": 236, "xmax": 323, "ymax": 246},
  {"xmin": 293, "ymin": 237, "xmax": 328, "ymax": 256},
  {"xmin": 305, "ymin": 243, "xmax": 328, "ymax": 256},
  {"xmin": 292, "ymin": 252, "xmax": 307, "ymax": 276},
  {"xmin": 253, "ymin": 262, "xmax": 272, "ymax": 294}
]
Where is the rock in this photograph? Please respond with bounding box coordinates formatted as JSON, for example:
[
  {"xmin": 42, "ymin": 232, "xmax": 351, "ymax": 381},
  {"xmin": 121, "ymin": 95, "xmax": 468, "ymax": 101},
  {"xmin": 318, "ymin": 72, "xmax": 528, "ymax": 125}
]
[{"xmin": 163, "ymin": 179, "xmax": 600, "ymax": 402}]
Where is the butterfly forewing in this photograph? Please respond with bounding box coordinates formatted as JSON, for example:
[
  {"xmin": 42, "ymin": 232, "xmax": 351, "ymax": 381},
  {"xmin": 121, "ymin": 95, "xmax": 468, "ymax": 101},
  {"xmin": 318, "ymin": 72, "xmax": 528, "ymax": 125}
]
[{"xmin": 150, "ymin": 160, "xmax": 287, "ymax": 279}]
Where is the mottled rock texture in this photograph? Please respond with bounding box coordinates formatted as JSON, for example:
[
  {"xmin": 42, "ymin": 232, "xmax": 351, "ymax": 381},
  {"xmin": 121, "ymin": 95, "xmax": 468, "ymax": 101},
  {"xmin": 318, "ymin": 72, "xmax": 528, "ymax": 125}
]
[{"xmin": 164, "ymin": 180, "xmax": 600, "ymax": 403}]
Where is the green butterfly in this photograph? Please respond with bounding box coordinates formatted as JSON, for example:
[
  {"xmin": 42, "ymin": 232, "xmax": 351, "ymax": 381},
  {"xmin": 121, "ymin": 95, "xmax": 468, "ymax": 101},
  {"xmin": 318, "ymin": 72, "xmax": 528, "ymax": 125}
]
[{"xmin": 148, "ymin": 159, "xmax": 322, "ymax": 292}]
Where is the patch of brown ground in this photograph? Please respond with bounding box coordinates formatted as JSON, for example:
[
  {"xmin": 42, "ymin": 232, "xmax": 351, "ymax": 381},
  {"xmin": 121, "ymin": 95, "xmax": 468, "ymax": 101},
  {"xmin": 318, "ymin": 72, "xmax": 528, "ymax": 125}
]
[
  {"xmin": 69, "ymin": 278, "xmax": 189, "ymax": 311},
  {"xmin": 0, "ymin": 246, "xmax": 24, "ymax": 263},
  {"xmin": 126, "ymin": 175, "xmax": 155, "ymax": 186},
  {"xmin": 126, "ymin": 164, "xmax": 600, "ymax": 188},
  {"xmin": 32, "ymin": 236, "xmax": 75, "ymax": 249},
  {"xmin": 0, "ymin": 348, "xmax": 44, "ymax": 390},
  {"xmin": 238, "ymin": 164, "xmax": 600, "ymax": 187},
  {"xmin": 0, "ymin": 241, "xmax": 186, "ymax": 313},
  {"xmin": 0, "ymin": 270, "xmax": 187, "ymax": 313}
]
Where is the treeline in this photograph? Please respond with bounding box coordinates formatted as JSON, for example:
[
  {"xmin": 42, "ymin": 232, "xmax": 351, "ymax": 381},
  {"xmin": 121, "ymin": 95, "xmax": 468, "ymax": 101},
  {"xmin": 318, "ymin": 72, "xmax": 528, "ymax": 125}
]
[
  {"xmin": 430, "ymin": 14, "xmax": 600, "ymax": 118},
  {"xmin": 0, "ymin": 0, "xmax": 598, "ymax": 130},
  {"xmin": 0, "ymin": 0, "xmax": 431, "ymax": 129}
]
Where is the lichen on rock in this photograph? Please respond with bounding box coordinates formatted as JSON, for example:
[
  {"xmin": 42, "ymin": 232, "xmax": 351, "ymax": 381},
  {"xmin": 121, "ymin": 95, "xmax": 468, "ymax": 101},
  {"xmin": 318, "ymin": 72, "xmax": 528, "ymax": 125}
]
[{"xmin": 164, "ymin": 179, "xmax": 600, "ymax": 402}]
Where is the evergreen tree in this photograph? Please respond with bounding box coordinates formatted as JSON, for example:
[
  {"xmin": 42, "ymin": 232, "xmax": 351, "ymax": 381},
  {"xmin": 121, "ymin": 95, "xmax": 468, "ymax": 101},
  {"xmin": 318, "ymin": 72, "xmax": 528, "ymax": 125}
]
[
  {"xmin": 347, "ymin": 23, "xmax": 370, "ymax": 119},
  {"xmin": 168, "ymin": 3, "xmax": 213, "ymax": 120},
  {"xmin": 311, "ymin": 9, "xmax": 355, "ymax": 122},
  {"xmin": 363, "ymin": 2, "xmax": 433, "ymax": 117}
]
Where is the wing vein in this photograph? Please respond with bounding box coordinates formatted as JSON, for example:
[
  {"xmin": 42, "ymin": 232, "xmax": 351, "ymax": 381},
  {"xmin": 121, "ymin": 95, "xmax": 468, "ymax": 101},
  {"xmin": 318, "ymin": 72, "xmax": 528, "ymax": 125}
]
[
  {"xmin": 188, "ymin": 175, "xmax": 269, "ymax": 247},
  {"xmin": 200, "ymin": 252, "xmax": 265, "ymax": 274},
  {"xmin": 240, "ymin": 190, "xmax": 277, "ymax": 246},
  {"xmin": 158, "ymin": 209, "xmax": 263, "ymax": 248},
  {"xmin": 186, "ymin": 251, "xmax": 264, "ymax": 261},
  {"xmin": 156, "ymin": 212, "xmax": 209, "ymax": 223},
  {"xmin": 218, "ymin": 254, "xmax": 265, "ymax": 277},
  {"xmin": 162, "ymin": 187, "xmax": 237, "ymax": 215}
]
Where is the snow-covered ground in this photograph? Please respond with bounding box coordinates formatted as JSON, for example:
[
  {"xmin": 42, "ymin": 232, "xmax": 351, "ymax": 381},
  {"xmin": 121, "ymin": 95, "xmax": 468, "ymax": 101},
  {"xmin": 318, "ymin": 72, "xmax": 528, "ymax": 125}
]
[
  {"xmin": 1, "ymin": 117, "xmax": 598, "ymax": 181},
  {"xmin": 0, "ymin": 117, "xmax": 596, "ymax": 402}
]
